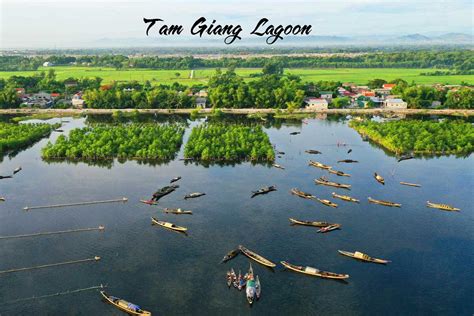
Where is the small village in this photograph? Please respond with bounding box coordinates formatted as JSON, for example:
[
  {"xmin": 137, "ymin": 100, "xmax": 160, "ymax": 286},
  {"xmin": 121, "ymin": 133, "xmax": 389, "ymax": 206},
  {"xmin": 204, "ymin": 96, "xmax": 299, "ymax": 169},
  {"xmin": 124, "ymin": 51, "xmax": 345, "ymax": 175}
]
[{"xmin": 13, "ymin": 79, "xmax": 467, "ymax": 111}]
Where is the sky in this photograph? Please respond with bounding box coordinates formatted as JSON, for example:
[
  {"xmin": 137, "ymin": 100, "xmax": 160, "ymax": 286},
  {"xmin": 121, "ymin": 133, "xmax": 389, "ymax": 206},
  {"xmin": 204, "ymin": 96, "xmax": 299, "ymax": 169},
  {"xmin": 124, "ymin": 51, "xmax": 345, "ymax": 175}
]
[{"xmin": 0, "ymin": 0, "xmax": 473, "ymax": 48}]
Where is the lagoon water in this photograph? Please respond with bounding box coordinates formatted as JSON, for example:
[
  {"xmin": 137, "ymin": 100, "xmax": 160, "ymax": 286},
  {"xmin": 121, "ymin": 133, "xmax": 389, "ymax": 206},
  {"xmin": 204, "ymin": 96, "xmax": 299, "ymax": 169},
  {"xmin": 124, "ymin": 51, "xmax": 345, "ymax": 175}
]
[{"xmin": 0, "ymin": 115, "xmax": 473, "ymax": 315}]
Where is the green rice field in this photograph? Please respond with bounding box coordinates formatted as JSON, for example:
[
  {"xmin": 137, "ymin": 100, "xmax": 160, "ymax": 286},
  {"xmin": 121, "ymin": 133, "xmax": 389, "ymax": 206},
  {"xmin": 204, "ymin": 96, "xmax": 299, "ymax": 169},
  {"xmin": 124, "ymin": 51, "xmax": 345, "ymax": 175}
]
[{"xmin": 0, "ymin": 66, "xmax": 472, "ymax": 85}]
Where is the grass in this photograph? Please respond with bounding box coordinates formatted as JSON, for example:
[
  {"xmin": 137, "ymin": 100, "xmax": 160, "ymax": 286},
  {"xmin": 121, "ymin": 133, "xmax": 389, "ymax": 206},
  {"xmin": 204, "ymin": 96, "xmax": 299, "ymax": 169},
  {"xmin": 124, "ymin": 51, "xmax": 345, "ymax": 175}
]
[{"xmin": 0, "ymin": 66, "xmax": 472, "ymax": 85}]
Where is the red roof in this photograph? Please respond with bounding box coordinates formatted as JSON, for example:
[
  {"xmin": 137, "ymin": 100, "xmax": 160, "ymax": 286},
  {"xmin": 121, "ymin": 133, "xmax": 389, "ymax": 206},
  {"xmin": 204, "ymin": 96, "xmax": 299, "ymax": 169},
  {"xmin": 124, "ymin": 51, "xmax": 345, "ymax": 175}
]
[
  {"xmin": 50, "ymin": 93, "xmax": 60, "ymax": 97},
  {"xmin": 363, "ymin": 91, "xmax": 375, "ymax": 97},
  {"xmin": 383, "ymin": 84, "xmax": 396, "ymax": 89}
]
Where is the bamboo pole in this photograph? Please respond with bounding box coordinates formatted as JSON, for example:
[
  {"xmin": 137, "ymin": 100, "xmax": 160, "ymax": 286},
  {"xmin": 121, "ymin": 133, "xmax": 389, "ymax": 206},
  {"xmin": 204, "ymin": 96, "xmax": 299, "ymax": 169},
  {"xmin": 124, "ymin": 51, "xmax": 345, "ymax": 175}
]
[
  {"xmin": 0, "ymin": 256, "xmax": 101, "ymax": 275},
  {"xmin": 0, "ymin": 226, "xmax": 105, "ymax": 240},
  {"xmin": 23, "ymin": 197, "xmax": 128, "ymax": 211},
  {"xmin": 1, "ymin": 284, "xmax": 107, "ymax": 305}
]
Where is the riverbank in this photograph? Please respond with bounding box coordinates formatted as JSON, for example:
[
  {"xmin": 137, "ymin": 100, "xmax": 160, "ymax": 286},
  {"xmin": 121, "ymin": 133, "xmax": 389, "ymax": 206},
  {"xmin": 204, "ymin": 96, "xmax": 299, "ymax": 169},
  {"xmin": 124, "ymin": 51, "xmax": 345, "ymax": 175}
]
[{"xmin": 0, "ymin": 108, "xmax": 472, "ymax": 117}]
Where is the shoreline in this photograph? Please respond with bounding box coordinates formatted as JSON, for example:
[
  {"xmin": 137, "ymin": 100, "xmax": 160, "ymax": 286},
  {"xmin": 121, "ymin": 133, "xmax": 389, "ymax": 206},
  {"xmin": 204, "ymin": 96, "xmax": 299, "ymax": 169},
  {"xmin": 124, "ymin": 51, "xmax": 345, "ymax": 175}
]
[{"xmin": 0, "ymin": 108, "xmax": 472, "ymax": 117}]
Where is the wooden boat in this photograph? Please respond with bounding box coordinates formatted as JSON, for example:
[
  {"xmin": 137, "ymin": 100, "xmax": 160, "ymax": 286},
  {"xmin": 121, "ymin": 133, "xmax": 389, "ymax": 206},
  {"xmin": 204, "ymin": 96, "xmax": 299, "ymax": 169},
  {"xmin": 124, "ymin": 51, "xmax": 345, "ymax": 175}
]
[
  {"xmin": 374, "ymin": 172, "xmax": 385, "ymax": 185},
  {"xmin": 100, "ymin": 291, "xmax": 151, "ymax": 316},
  {"xmin": 337, "ymin": 159, "xmax": 358, "ymax": 163},
  {"xmin": 368, "ymin": 197, "xmax": 401, "ymax": 207},
  {"xmin": 398, "ymin": 154, "xmax": 414, "ymax": 162},
  {"xmin": 347, "ymin": 149, "xmax": 352, "ymax": 154},
  {"xmin": 316, "ymin": 198, "xmax": 338, "ymax": 208},
  {"xmin": 0, "ymin": 175, "xmax": 13, "ymax": 180},
  {"xmin": 231, "ymin": 268, "xmax": 238, "ymax": 288},
  {"xmin": 289, "ymin": 131, "xmax": 300, "ymax": 135},
  {"xmin": 13, "ymin": 167, "xmax": 22, "ymax": 175},
  {"xmin": 290, "ymin": 188, "xmax": 316, "ymax": 200},
  {"xmin": 170, "ymin": 176, "xmax": 181, "ymax": 183},
  {"xmin": 314, "ymin": 177, "xmax": 351, "ymax": 190},
  {"xmin": 226, "ymin": 270, "xmax": 232, "ymax": 287},
  {"xmin": 163, "ymin": 208, "xmax": 192, "ymax": 215},
  {"xmin": 255, "ymin": 275, "xmax": 261, "ymax": 299},
  {"xmin": 221, "ymin": 248, "xmax": 240, "ymax": 263},
  {"xmin": 272, "ymin": 164, "xmax": 285, "ymax": 170},
  {"xmin": 317, "ymin": 224, "xmax": 341, "ymax": 233},
  {"xmin": 309, "ymin": 160, "xmax": 332, "ymax": 170},
  {"xmin": 338, "ymin": 250, "xmax": 390, "ymax": 264},
  {"xmin": 251, "ymin": 185, "xmax": 277, "ymax": 198},
  {"xmin": 332, "ymin": 192, "xmax": 359, "ymax": 203},
  {"xmin": 238, "ymin": 245, "xmax": 276, "ymax": 268},
  {"xmin": 140, "ymin": 199, "xmax": 159, "ymax": 205},
  {"xmin": 152, "ymin": 185, "xmax": 179, "ymax": 201},
  {"xmin": 426, "ymin": 201, "xmax": 460, "ymax": 212},
  {"xmin": 289, "ymin": 218, "xmax": 332, "ymax": 227},
  {"xmin": 280, "ymin": 261, "xmax": 349, "ymax": 280},
  {"xmin": 0, "ymin": 197, "xmax": 5, "ymax": 202},
  {"xmin": 328, "ymin": 168, "xmax": 351, "ymax": 177},
  {"xmin": 246, "ymin": 264, "xmax": 256, "ymax": 304},
  {"xmin": 305, "ymin": 149, "xmax": 322, "ymax": 155},
  {"xmin": 400, "ymin": 181, "xmax": 421, "ymax": 187},
  {"xmin": 151, "ymin": 217, "xmax": 187, "ymax": 232},
  {"xmin": 184, "ymin": 192, "xmax": 206, "ymax": 199}
]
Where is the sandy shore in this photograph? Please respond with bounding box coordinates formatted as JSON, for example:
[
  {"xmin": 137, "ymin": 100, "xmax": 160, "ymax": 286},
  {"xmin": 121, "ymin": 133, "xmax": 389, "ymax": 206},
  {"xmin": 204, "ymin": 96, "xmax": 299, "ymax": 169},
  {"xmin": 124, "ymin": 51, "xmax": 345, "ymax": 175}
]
[{"xmin": 0, "ymin": 108, "xmax": 472, "ymax": 116}]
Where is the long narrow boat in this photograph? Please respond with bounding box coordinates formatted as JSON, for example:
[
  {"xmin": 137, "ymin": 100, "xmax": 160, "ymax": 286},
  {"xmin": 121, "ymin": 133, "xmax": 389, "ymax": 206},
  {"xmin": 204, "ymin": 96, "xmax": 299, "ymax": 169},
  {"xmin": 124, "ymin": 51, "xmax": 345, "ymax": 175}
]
[
  {"xmin": 151, "ymin": 217, "xmax": 187, "ymax": 232},
  {"xmin": 305, "ymin": 149, "xmax": 322, "ymax": 155},
  {"xmin": 140, "ymin": 200, "xmax": 159, "ymax": 205},
  {"xmin": 338, "ymin": 250, "xmax": 390, "ymax": 264},
  {"xmin": 317, "ymin": 224, "xmax": 341, "ymax": 233},
  {"xmin": 328, "ymin": 169, "xmax": 351, "ymax": 177},
  {"xmin": 272, "ymin": 164, "xmax": 285, "ymax": 170},
  {"xmin": 368, "ymin": 197, "xmax": 401, "ymax": 207},
  {"xmin": 290, "ymin": 188, "xmax": 316, "ymax": 200},
  {"xmin": 309, "ymin": 160, "xmax": 332, "ymax": 170},
  {"xmin": 100, "ymin": 291, "xmax": 151, "ymax": 316},
  {"xmin": 332, "ymin": 192, "xmax": 359, "ymax": 203},
  {"xmin": 238, "ymin": 245, "xmax": 276, "ymax": 268},
  {"xmin": 317, "ymin": 198, "xmax": 338, "ymax": 208},
  {"xmin": 0, "ymin": 197, "xmax": 5, "ymax": 202},
  {"xmin": 280, "ymin": 261, "xmax": 349, "ymax": 280},
  {"xmin": 426, "ymin": 201, "xmax": 460, "ymax": 212},
  {"xmin": 289, "ymin": 218, "xmax": 332, "ymax": 227},
  {"xmin": 314, "ymin": 177, "xmax": 351, "ymax": 190},
  {"xmin": 221, "ymin": 248, "xmax": 240, "ymax": 263},
  {"xmin": 163, "ymin": 208, "xmax": 193, "ymax": 215},
  {"xmin": 400, "ymin": 181, "xmax": 421, "ymax": 187}
]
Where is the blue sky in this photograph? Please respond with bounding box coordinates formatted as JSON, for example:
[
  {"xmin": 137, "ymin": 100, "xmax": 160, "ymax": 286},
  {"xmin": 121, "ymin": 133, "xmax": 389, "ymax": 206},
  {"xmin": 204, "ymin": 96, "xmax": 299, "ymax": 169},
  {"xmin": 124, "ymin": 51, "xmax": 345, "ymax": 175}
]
[{"xmin": 1, "ymin": 0, "xmax": 472, "ymax": 48}]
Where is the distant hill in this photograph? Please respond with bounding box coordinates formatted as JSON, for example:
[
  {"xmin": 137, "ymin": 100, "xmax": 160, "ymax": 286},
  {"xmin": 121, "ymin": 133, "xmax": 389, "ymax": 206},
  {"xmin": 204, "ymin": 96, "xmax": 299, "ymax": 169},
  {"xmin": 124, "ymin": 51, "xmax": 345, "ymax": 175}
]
[{"xmin": 397, "ymin": 34, "xmax": 431, "ymax": 41}]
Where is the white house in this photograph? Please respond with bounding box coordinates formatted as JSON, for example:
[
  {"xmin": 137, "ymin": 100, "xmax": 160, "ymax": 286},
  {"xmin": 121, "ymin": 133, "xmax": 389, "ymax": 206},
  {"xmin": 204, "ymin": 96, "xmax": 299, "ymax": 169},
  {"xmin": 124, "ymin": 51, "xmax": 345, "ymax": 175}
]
[
  {"xmin": 43, "ymin": 62, "xmax": 53, "ymax": 67},
  {"xmin": 383, "ymin": 98, "xmax": 407, "ymax": 109},
  {"xmin": 319, "ymin": 91, "xmax": 333, "ymax": 101},
  {"xmin": 304, "ymin": 98, "xmax": 329, "ymax": 110},
  {"xmin": 195, "ymin": 97, "xmax": 207, "ymax": 108},
  {"xmin": 72, "ymin": 93, "xmax": 85, "ymax": 109}
]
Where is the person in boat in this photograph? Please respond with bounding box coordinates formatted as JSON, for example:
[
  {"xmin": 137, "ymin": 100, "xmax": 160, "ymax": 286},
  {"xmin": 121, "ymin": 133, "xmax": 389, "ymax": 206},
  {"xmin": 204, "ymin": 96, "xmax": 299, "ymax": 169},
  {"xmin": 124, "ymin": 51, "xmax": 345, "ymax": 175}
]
[{"xmin": 151, "ymin": 185, "xmax": 178, "ymax": 201}]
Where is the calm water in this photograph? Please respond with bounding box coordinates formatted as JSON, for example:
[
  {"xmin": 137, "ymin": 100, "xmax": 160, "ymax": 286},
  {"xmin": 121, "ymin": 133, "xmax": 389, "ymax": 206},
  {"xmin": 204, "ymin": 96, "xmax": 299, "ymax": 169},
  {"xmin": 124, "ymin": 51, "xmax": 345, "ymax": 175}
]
[{"xmin": 0, "ymin": 115, "xmax": 473, "ymax": 315}]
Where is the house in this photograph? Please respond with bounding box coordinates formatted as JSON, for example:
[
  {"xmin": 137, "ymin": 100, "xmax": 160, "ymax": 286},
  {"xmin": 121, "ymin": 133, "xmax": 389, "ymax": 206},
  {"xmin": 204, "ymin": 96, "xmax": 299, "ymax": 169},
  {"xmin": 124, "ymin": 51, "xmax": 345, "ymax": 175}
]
[
  {"xmin": 319, "ymin": 91, "xmax": 333, "ymax": 101},
  {"xmin": 382, "ymin": 83, "xmax": 396, "ymax": 90},
  {"xmin": 195, "ymin": 97, "xmax": 207, "ymax": 108},
  {"xmin": 304, "ymin": 98, "xmax": 329, "ymax": 110},
  {"xmin": 64, "ymin": 80, "xmax": 78, "ymax": 88},
  {"xmin": 197, "ymin": 90, "xmax": 208, "ymax": 97},
  {"xmin": 72, "ymin": 92, "xmax": 85, "ymax": 109},
  {"xmin": 374, "ymin": 88, "xmax": 392, "ymax": 96},
  {"xmin": 24, "ymin": 92, "xmax": 53, "ymax": 108},
  {"xmin": 431, "ymin": 101, "xmax": 442, "ymax": 108},
  {"xmin": 15, "ymin": 88, "xmax": 25, "ymax": 96},
  {"xmin": 43, "ymin": 62, "xmax": 53, "ymax": 67},
  {"xmin": 383, "ymin": 98, "xmax": 407, "ymax": 109},
  {"xmin": 362, "ymin": 91, "xmax": 375, "ymax": 97}
]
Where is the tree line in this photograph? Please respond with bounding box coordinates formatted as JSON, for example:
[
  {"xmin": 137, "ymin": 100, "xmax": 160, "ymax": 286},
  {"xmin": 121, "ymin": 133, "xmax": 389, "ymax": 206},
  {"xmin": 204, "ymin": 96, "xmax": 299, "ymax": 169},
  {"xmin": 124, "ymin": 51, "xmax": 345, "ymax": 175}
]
[
  {"xmin": 350, "ymin": 119, "xmax": 474, "ymax": 155},
  {"xmin": 1, "ymin": 50, "xmax": 472, "ymax": 71}
]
